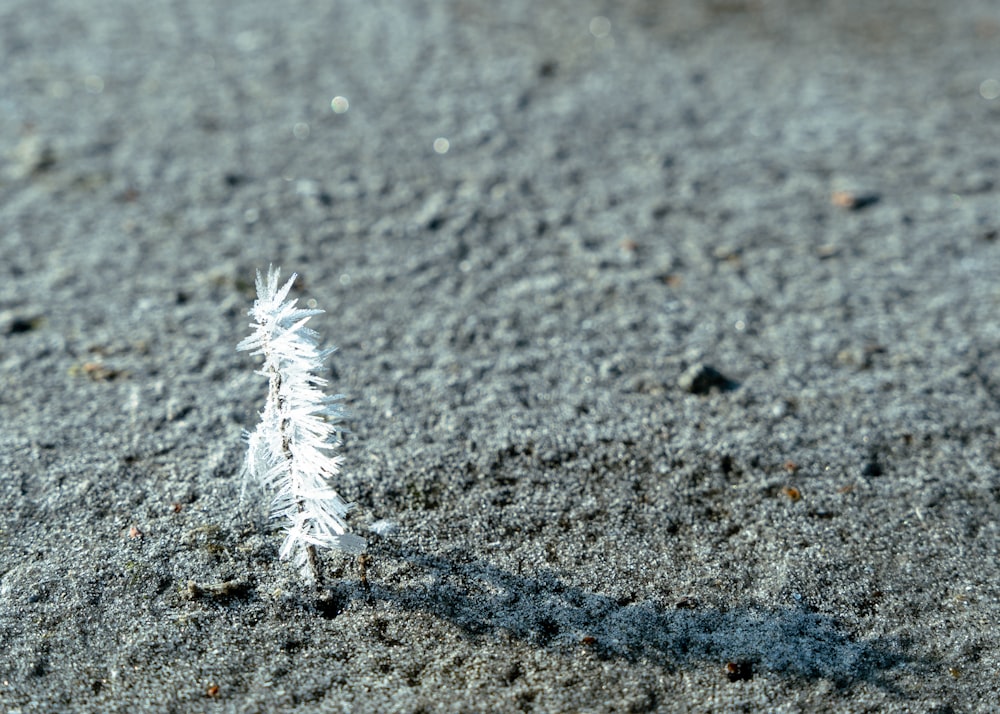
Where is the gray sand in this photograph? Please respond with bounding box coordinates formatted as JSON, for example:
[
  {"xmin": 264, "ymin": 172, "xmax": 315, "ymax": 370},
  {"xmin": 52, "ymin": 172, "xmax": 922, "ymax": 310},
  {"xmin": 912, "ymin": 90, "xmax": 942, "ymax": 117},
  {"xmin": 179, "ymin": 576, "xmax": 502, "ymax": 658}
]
[{"xmin": 2, "ymin": 1, "xmax": 1000, "ymax": 711}]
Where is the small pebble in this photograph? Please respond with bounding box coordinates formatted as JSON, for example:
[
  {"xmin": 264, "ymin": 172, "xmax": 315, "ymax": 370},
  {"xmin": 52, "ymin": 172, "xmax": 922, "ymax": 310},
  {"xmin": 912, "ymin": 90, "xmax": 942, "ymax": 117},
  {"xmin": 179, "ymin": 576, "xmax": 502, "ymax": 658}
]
[
  {"xmin": 678, "ymin": 363, "xmax": 733, "ymax": 394},
  {"xmin": 831, "ymin": 189, "xmax": 880, "ymax": 211},
  {"xmin": 9, "ymin": 133, "xmax": 56, "ymax": 178}
]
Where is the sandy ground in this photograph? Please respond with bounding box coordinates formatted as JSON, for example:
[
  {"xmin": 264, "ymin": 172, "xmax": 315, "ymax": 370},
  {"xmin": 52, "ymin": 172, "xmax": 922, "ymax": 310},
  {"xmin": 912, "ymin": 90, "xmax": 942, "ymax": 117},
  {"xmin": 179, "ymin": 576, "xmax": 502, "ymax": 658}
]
[{"xmin": 2, "ymin": 1, "xmax": 1000, "ymax": 711}]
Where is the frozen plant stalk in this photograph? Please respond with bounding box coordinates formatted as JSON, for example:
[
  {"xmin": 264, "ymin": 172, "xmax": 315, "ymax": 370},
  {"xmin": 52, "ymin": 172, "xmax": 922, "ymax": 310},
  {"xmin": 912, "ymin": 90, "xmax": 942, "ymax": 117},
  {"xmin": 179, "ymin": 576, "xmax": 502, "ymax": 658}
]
[{"xmin": 238, "ymin": 266, "xmax": 366, "ymax": 584}]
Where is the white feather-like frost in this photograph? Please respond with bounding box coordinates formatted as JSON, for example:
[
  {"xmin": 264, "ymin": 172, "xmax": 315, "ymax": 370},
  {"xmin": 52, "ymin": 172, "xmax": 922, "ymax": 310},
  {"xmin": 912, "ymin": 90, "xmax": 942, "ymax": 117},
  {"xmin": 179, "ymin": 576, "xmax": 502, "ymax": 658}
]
[{"xmin": 239, "ymin": 266, "xmax": 365, "ymax": 581}]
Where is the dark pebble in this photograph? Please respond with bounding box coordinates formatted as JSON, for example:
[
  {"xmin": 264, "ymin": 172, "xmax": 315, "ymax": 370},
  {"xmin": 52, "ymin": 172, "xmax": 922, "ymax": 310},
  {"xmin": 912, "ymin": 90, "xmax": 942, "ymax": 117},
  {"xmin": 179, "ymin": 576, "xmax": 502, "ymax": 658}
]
[{"xmin": 679, "ymin": 363, "xmax": 734, "ymax": 394}]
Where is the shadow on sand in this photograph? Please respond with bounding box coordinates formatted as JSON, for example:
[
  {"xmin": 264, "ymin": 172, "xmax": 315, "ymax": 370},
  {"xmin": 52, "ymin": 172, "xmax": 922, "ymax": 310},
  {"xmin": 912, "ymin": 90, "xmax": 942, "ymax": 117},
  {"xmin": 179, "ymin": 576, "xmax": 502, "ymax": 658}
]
[{"xmin": 328, "ymin": 543, "xmax": 911, "ymax": 691}]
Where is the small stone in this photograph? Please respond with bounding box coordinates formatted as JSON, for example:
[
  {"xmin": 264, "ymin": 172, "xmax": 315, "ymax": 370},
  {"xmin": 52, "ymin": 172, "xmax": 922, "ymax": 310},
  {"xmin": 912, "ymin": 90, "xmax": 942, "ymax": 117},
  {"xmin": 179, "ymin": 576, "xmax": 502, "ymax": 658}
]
[
  {"xmin": 831, "ymin": 189, "xmax": 880, "ymax": 211},
  {"xmin": 9, "ymin": 133, "xmax": 56, "ymax": 179},
  {"xmin": 861, "ymin": 459, "xmax": 883, "ymax": 478},
  {"xmin": 726, "ymin": 661, "xmax": 753, "ymax": 682},
  {"xmin": 2, "ymin": 313, "xmax": 43, "ymax": 334},
  {"xmin": 678, "ymin": 363, "xmax": 733, "ymax": 394}
]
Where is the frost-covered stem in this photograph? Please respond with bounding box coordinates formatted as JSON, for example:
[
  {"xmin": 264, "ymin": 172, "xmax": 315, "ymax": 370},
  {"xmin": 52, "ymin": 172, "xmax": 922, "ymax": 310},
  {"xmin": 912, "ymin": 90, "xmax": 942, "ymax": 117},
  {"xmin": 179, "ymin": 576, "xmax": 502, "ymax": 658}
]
[
  {"xmin": 238, "ymin": 266, "xmax": 366, "ymax": 584},
  {"xmin": 270, "ymin": 367, "xmax": 323, "ymax": 585}
]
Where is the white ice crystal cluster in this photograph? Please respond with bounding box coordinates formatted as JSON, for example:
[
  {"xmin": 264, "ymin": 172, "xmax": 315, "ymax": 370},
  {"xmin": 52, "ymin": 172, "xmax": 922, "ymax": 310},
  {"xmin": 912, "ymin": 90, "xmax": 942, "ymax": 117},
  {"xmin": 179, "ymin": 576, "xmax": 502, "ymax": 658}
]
[{"xmin": 238, "ymin": 266, "xmax": 365, "ymax": 582}]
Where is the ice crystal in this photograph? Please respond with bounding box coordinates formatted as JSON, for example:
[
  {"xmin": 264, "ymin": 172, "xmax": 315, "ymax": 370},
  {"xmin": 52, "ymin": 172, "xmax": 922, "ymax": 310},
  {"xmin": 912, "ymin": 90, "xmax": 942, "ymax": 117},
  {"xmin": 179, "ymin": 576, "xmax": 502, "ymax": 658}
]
[{"xmin": 238, "ymin": 266, "xmax": 365, "ymax": 582}]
